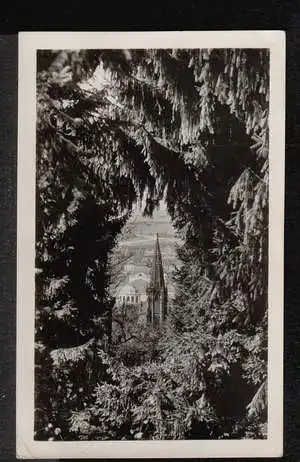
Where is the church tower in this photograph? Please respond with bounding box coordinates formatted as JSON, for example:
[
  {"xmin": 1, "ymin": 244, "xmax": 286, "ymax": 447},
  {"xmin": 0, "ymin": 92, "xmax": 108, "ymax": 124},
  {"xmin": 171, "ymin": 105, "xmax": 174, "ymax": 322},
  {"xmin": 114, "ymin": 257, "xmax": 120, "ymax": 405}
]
[{"xmin": 146, "ymin": 234, "xmax": 168, "ymax": 327}]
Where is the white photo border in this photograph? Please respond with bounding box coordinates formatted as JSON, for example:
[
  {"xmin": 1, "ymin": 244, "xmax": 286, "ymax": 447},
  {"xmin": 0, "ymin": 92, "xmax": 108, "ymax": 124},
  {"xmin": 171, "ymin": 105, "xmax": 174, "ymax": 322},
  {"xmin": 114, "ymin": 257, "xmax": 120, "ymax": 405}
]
[{"xmin": 17, "ymin": 30, "xmax": 285, "ymax": 459}]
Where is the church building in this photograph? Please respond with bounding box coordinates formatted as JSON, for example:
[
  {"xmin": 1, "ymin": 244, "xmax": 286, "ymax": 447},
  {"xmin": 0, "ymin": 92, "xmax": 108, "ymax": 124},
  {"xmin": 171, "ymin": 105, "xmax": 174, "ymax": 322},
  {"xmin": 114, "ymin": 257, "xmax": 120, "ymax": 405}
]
[
  {"xmin": 146, "ymin": 234, "xmax": 168, "ymax": 327},
  {"xmin": 115, "ymin": 234, "xmax": 169, "ymax": 327}
]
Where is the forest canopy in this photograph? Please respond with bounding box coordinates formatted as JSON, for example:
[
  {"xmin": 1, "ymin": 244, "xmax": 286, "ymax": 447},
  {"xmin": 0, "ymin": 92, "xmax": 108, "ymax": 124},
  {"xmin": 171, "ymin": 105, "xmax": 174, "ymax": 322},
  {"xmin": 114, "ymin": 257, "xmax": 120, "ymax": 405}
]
[{"xmin": 35, "ymin": 48, "xmax": 269, "ymax": 441}]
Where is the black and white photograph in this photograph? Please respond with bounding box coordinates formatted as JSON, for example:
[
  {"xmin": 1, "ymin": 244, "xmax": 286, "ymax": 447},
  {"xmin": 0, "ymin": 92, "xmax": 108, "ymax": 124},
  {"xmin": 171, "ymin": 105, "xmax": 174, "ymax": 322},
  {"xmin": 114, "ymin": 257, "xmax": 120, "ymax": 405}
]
[{"xmin": 16, "ymin": 31, "xmax": 285, "ymax": 458}]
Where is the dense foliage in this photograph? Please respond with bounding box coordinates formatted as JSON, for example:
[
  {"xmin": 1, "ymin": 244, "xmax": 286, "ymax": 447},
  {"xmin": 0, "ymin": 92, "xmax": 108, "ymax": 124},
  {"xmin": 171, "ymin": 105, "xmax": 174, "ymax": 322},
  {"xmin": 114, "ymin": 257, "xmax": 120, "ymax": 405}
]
[{"xmin": 35, "ymin": 48, "xmax": 269, "ymax": 440}]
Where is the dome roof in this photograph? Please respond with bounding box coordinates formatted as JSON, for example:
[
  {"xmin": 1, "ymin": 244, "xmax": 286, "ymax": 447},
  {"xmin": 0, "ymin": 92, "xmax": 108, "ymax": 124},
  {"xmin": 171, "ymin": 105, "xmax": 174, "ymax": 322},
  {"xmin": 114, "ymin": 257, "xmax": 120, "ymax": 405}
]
[
  {"xmin": 129, "ymin": 272, "xmax": 150, "ymax": 283},
  {"xmin": 131, "ymin": 279, "xmax": 148, "ymax": 293},
  {"xmin": 117, "ymin": 284, "xmax": 137, "ymax": 297}
]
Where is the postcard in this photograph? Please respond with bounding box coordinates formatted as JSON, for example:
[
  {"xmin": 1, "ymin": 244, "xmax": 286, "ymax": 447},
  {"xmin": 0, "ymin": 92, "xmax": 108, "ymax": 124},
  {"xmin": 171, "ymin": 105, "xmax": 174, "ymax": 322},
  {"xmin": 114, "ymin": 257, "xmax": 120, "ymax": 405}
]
[{"xmin": 17, "ymin": 30, "xmax": 285, "ymax": 458}]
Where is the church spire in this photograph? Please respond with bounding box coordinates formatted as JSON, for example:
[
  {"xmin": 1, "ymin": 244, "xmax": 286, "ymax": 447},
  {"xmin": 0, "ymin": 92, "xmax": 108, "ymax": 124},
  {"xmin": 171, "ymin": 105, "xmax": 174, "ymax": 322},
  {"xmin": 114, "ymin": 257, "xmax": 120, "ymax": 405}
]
[
  {"xmin": 150, "ymin": 233, "xmax": 165, "ymax": 289},
  {"xmin": 147, "ymin": 234, "xmax": 168, "ymax": 327}
]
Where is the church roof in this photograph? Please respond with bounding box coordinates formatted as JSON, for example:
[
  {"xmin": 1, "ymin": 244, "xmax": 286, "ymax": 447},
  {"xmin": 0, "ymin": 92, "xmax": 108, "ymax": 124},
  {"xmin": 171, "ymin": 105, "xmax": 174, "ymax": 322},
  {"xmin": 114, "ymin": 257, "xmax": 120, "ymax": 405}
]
[
  {"xmin": 129, "ymin": 272, "xmax": 150, "ymax": 283},
  {"xmin": 131, "ymin": 278, "xmax": 148, "ymax": 293}
]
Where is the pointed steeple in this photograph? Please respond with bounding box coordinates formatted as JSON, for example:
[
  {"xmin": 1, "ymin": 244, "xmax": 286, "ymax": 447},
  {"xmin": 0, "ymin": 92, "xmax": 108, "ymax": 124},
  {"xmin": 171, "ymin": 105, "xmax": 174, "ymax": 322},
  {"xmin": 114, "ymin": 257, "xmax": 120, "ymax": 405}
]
[
  {"xmin": 147, "ymin": 233, "xmax": 168, "ymax": 327},
  {"xmin": 150, "ymin": 233, "xmax": 165, "ymax": 289}
]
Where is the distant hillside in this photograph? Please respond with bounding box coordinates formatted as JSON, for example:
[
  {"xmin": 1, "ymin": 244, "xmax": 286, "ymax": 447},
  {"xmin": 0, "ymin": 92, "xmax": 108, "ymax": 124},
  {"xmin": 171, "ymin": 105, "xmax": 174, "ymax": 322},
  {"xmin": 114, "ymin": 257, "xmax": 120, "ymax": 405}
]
[{"xmin": 124, "ymin": 201, "xmax": 177, "ymax": 240}]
